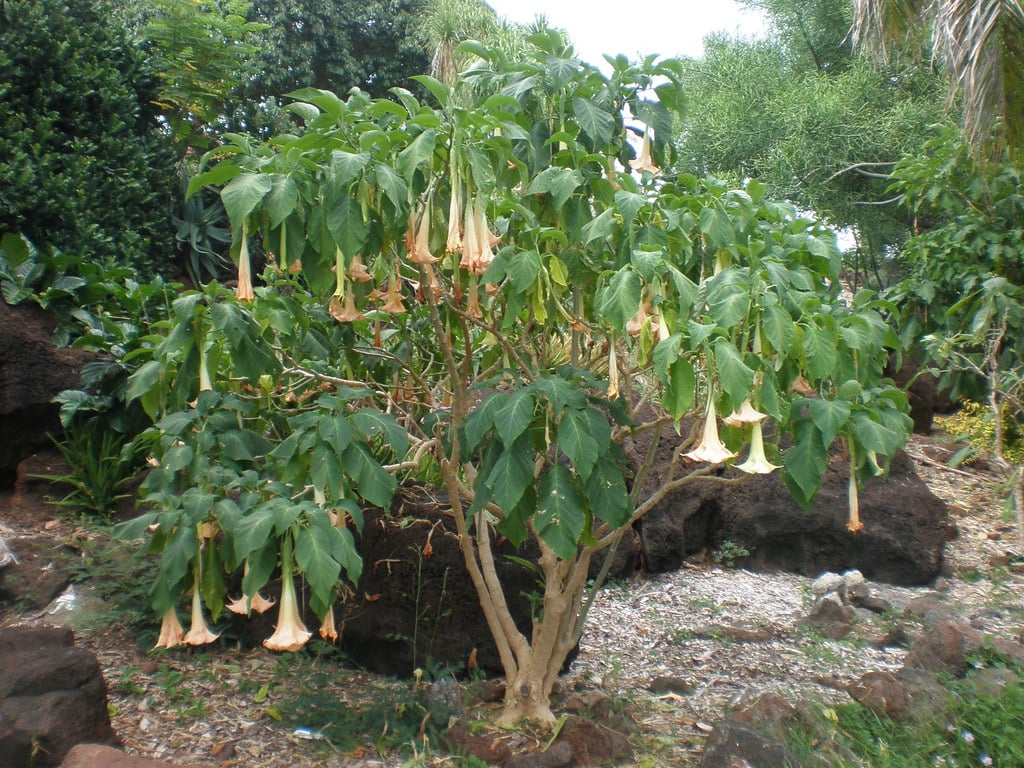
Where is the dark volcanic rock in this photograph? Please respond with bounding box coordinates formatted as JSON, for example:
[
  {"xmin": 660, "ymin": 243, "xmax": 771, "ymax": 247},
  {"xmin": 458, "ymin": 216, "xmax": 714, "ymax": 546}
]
[
  {"xmin": 338, "ymin": 487, "xmax": 544, "ymax": 676},
  {"xmin": 0, "ymin": 301, "xmax": 97, "ymax": 486},
  {"xmin": 0, "ymin": 626, "xmax": 117, "ymax": 767},
  {"xmin": 634, "ymin": 435, "xmax": 948, "ymax": 585}
]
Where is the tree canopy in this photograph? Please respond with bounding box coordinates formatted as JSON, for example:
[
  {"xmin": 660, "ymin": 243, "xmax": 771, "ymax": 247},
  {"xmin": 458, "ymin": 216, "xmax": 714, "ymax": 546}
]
[{"xmin": 0, "ymin": 0, "xmax": 176, "ymax": 273}]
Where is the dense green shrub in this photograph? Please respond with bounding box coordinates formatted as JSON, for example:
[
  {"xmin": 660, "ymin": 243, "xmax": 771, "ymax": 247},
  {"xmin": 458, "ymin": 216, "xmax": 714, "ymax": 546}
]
[{"xmin": 0, "ymin": 0, "xmax": 176, "ymax": 275}]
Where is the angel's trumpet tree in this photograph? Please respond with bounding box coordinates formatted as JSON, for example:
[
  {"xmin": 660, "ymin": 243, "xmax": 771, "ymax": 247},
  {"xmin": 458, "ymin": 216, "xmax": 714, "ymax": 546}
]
[
  {"xmin": 735, "ymin": 422, "xmax": 780, "ymax": 474},
  {"xmin": 264, "ymin": 535, "xmax": 312, "ymax": 652},
  {"xmin": 684, "ymin": 402, "xmax": 737, "ymax": 464}
]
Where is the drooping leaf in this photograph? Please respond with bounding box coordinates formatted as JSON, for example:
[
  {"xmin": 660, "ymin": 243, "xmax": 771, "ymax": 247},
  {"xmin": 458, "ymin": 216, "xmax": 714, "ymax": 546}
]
[
  {"xmin": 585, "ymin": 455, "xmax": 631, "ymax": 528},
  {"xmin": 596, "ymin": 267, "xmax": 642, "ymax": 333},
  {"xmin": 221, "ymin": 173, "xmax": 273, "ymax": 228},
  {"xmin": 572, "ymin": 97, "xmax": 615, "ymax": 147},
  {"xmin": 713, "ymin": 339, "xmax": 755, "ymax": 405},
  {"xmin": 495, "ymin": 389, "xmax": 535, "ymax": 447},
  {"xmin": 808, "ymin": 399, "xmax": 850, "ymax": 447},
  {"xmin": 557, "ymin": 408, "xmax": 599, "ymax": 481},
  {"xmin": 535, "ymin": 465, "xmax": 584, "ymax": 561},
  {"xmin": 527, "ymin": 167, "xmax": 583, "ymax": 210},
  {"xmin": 484, "ymin": 436, "xmax": 535, "ymax": 513}
]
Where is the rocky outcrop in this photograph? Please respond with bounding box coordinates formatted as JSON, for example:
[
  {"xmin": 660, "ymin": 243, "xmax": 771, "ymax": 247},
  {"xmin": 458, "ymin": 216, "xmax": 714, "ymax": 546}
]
[
  {"xmin": 0, "ymin": 626, "xmax": 117, "ymax": 767},
  {"xmin": 0, "ymin": 301, "xmax": 95, "ymax": 485},
  {"xmin": 633, "ymin": 443, "xmax": 949, "ymax": 586}
]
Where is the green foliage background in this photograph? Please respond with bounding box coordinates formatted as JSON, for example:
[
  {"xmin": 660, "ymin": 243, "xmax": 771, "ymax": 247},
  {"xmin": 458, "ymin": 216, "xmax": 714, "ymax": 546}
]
[{"xmin": 0, "ymin": 0, "xmax": 177, "ymax": 274}]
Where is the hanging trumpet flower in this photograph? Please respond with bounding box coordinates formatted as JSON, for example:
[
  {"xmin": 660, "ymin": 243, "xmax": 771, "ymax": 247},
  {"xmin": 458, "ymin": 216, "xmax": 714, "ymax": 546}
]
[
  {"xmin": 264, "ymin": 535, "xmax": 312, "ymax": 652},
  {"xmin": 154, "ymin": 607, "xmax": 185, "ymax": 649},
  {"xmin": 466, "ymin": 275, "xmax": 483, "ymax": 319},
  {"xmin": 236, "ymin": 222, "xmax": 255, "ymax": 302},
  {"xmin": 626, "ymin": 295, "xmax": 650, "ymax": 336},
  {"xmin": 348, "ymin": 253, "xmax": 372, "ymax": 282},
  {"xmin": 446, "ymin": 172, "xmax": 464, "ymax": 254},
  {"xmin": 182, "ymin": 558, "xmax": 220, "ymax": 646},
  {"xmin": 628, "ymin": 128, "xmax": 660, "ymax": 175},
  {"xmin": 724, "ymin": 400, "xmax": 768, "ymax": 428},
  {"xmin": 735, "ymin": 421, "xmax": 780, "ymax": 474},
  {"xmin": 407, "ymin": 206, "xmax": 439, "ymax": 265},
  {"xmin": 847, "ymin": 449, "xmax": 864, "ymax": 533},
  {"xmin": 381, "ymin": 263, "xmax": 406, "ymax": 314},
  {"xmin": 319, "ymin": 604, "xmax": 339, "ymax": 642},
  {"xmin": 226, "ymin": 560, "xmax": 277, "ymax": 616},
  {"xmin": 684, "ymin": 400, "xmax": 737, "ymax": 464},
  {"xmin": 329, "ymin": 247, "xmax": 363, "ymax": 323},
  {"xmin": 607, "ymin": 340, "xmax": 620, "ymax": 399},
  {"xmin": 459, "ymin": 198, "xmax": 499, "ymax": 275},
  {"xmin": 198, "ymin": 334, "xmax": 213, "ymax": 394}
]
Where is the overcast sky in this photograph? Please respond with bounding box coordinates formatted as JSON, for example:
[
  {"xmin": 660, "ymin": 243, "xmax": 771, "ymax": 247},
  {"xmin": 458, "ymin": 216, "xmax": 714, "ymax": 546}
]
[{"xmin": 484, "ymin": 1, "xmax": 768, "ymax": 66}]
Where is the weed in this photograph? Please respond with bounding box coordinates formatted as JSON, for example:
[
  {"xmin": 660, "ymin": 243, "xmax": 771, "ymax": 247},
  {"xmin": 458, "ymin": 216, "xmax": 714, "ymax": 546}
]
[
  {"xmin": 785, "ymin": 651, "xmax": 1024, "ymax": 767},
  {"xmin": 712, "ymin": 540, "xmax": 750, "ymax": 567},
  {"xmin": 33, "ymin": 421, "xmax": 141, "ymax": 519}
]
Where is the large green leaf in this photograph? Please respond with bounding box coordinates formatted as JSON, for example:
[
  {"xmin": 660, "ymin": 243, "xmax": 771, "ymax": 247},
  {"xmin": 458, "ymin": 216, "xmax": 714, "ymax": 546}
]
[
  {"xmin": 572, "ymin": 97, "xmax": 614, "ymax": 147},
  {"xmin": 328, "ymin": 525, "xmax": 361, "ymax": 584},
  {"xmin": 663, "ymin": 357, "xmax": 696, "ymax": 420},
  {"xmin": 221, "ymin": 173, "xmax": 273, "ymax": 228},
  {"xmin": 295, "ymin": 524, "xmax": 342, "ymax": 616},
  {"xmin": 699, "ymin": 206, "xmax": 734, "ymax": 249},
  {"xmin": 527, "ymin": 167, "xmax": 583, "ymax": 210},
  {"xmin": 535, "ymin": 465, "xmax": 584, "ymax": 561},
  {"xmin": 265, "ymin": 175, "xmax": 298, "ymax": 228},
  {"xmin": 231, "ymin": 507, "xmax": 276, "ymax": 561},
  {"xmin": 596, "ymin": 267, "xmax": 642, "ymax": 333},
  {"xmin": 319, "ymin": 413, "xmax": 354, "ymax": 453},
  {"xmin": 761, "ymin": 304, "xmax": 796, "ymax": 354},
  {"xmin": 310, "ymin": 443, "xmax": 344, "ymax": 499},
  {"xmin": 330, "ymin": 150, "xmax": 372, "ymax": 187},
  {"xmin": 585, "ymin": 455, "xmax": 631, "ymax": 528},
  {"xmin": 325, "ymin": 194, "xmax": 368, "ymax": 259},
  {"xmin": 804, "ymin": 320, "xmax": 838, "ymax": 380},
  {"xmin": 707, "ymin": 269, "xmax": 750, "ymax": 328},
  {"xmin": 582, "ymin": 208, "xmax": 616, "ymax": 246},
  {"xmin": 342, "ymin": 443, "xmax": 397, "ymax": 508},
  {"xmin": 484, "ymin": 436, "xmax": 535, "ymax": 513},
  {"xmin": 713, "ymin": 339, "xmax": 755, "ymax": 404},
  {"xmin": 351, "ymin": 409, "xmax": 409, "ymax": 456},
  {"xmin": 783, "ymin": 432, "xmax": 828, "ymax": 506},
  {"xmin": 557, "ymin": 408, "xmax": 599, "ymax": 481},
  {"xmin": 495, "ymin": 389, "xmax": 535, "ymax": 447},
  {"xmin": 808, "ymin": 399, "xmax": 850, "ymax": 447},
  {"xmin": 397, "ymin": 129, "xmax": 436, "ymax": 183}
]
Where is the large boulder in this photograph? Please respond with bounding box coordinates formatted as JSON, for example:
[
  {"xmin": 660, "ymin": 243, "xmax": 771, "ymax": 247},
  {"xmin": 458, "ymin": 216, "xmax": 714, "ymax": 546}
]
[
  {"xmin": 0, "ymin": 301, "xmax": 95, "ymax": 485},
  {"xmin": 632, "ymin": 430, "xmax": 949, "ymax": 586},
  {"xmin": 0, "ymin": 626, "xmax": 117, "ymax": 767}
]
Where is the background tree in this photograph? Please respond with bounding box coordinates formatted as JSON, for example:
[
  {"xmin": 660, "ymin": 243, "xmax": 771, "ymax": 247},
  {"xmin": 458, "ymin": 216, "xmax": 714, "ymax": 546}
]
[
  {"xmin": 239, "ymin": 0, "xmax": 431, "ymax": 112},
  {"xmin": 0, "ymin": 0, "xmax": 176, "ymax": 274},
  {"xmin": 678, "ymin": 0, "xmax": 950, "ymax": 288},
  {"xmin": 853, "ymin": 0, "xmax": 1024, "ymax": 161}
]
